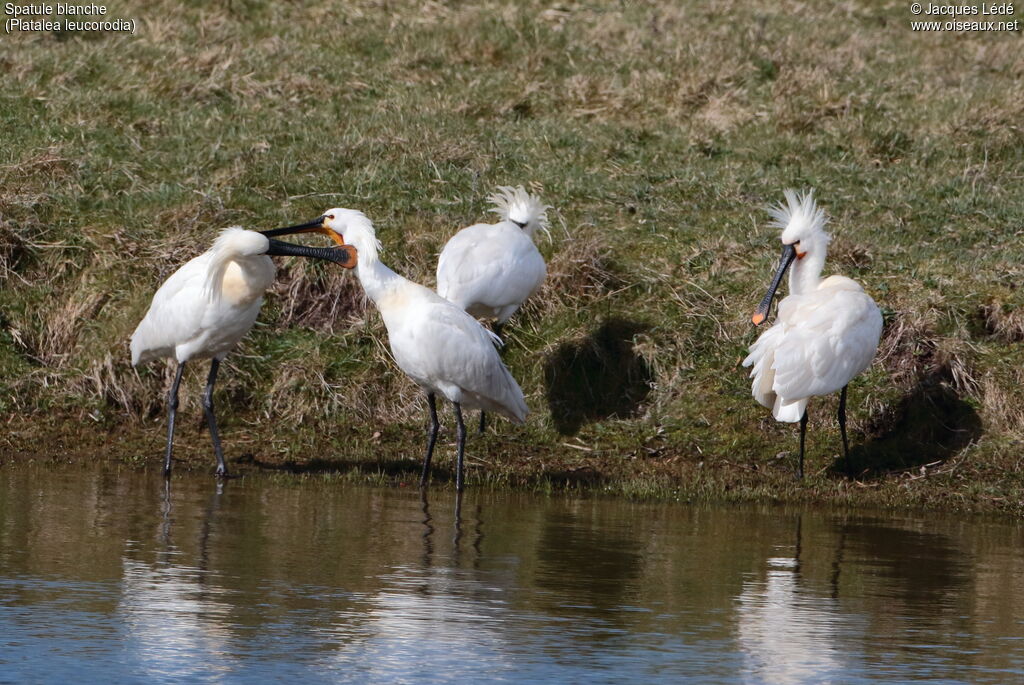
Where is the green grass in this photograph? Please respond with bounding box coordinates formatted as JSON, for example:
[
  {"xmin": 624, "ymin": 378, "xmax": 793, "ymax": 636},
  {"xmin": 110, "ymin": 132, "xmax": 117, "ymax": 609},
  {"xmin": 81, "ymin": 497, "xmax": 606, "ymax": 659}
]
[{"xmin": 2, "ymin": 1, "xmax": 1024, "ymax": 512}]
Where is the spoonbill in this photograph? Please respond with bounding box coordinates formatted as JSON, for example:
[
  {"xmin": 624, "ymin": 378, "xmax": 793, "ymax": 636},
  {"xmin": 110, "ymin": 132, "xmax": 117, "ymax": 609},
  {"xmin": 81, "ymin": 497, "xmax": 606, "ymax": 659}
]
[
  {"xmin": 436, "ymin": 186, "xmax": 549, "ymax": 432},
  {"xmin": 742, "ymin": 190, "xmax": 883, "ymax": 478},
  {"xmin": 130, "ymin": 226, "xmax": 353, "ymax": 477},
  {"xmin": 264, "ymin": 209, "xmax": 529, "ymax": 491}
]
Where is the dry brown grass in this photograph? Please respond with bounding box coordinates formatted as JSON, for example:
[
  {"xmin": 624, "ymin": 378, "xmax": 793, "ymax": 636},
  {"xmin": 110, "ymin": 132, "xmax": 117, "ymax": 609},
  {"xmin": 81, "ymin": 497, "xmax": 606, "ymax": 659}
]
[
  {"xmin": 978, "ymin": 296, "xmax": 1024, "ymax": 344},
  {"xmin": 525, "ymin": 232, "xmax": 620, "ymax": 317},
  {"xmin": 273, "ymin": 261, "xmax": 367, "ymax": 333}
]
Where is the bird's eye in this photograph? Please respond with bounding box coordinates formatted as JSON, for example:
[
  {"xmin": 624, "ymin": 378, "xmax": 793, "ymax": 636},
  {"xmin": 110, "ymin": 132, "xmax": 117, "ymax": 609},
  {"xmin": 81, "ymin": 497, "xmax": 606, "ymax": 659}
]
[{"xmin": 328, "ymin": 214, "xmax": 336, "ymax": 220}]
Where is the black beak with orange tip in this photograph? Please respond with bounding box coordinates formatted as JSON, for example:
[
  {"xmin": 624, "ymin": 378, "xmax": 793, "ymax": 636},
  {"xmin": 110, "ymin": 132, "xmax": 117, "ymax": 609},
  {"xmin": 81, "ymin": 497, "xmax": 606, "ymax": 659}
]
[
  {"xmin": 265, "ymin": 238, "xmax": 357, "ymax": 269},
  {"xmin": 751, "ymin": 243, "xmax": 797, "ymax": 326}
]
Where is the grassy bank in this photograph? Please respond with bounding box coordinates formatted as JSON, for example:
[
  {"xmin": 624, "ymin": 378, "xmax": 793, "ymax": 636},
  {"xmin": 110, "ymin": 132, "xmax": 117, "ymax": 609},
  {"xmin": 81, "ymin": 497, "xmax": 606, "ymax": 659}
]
[{"xmin": 2, "ymin": 1, "xmax": 1024, "ymax": 513}]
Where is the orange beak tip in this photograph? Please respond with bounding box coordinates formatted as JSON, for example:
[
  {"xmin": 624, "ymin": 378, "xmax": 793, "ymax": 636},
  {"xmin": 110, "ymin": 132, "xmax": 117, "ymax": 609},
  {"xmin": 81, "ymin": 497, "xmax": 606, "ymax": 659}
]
[
  {"xmin": 751, "ymin": 313, "xmax": 765, "ymax": 326},
  {"xmin": 339, "ymin": 244, "xmax": 358, "ymax": 268}
]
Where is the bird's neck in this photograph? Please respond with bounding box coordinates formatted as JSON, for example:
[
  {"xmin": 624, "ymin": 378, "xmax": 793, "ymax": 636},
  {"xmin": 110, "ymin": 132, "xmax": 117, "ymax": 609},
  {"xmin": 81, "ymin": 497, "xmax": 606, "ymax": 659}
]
[
  {"xmin": 355, "ymin": 250, "xmax": 405, "ymax": 305},
  {"xmin": 788, "ymin": 251, "xmax": 826, "ymax": 295}
]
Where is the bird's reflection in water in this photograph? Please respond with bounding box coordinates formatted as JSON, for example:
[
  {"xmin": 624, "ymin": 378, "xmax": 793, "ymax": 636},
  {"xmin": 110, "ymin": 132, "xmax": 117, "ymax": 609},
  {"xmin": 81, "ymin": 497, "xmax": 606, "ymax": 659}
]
[
  {"xmin": 336, "ymin": 488, "xmax": 507, "ymax": 679},
  {"xmin": 736, "ymin": 515, "xmax": 858, "ymax": 684},
  {"xmin": 418, "ymin": 490, "xmax": 484, "ymax": 571},
  {"xmin": 452, "ymin": 493, "xmax": 486, "ymax": 569},
  {"xmin": 471, "ymin": 501, "xmax": 484, "ymax": 567},
  {"xmin": 420, "ymin": 490, "xmax": 435, "ymax": 569},
  {"xmin": 453, "ymin": 492, "xmax": 463, "ymax": 562},
  {"xmin": 159, "ymin": 478, "xmax": 173, "ymax": 545},
  {"xmin": 119, "ymin": 479, "xmax": 232, "ymax": 680},
  {"xmin": 201, "ymin": 482, "xmax": 226, "ymax": 571}
]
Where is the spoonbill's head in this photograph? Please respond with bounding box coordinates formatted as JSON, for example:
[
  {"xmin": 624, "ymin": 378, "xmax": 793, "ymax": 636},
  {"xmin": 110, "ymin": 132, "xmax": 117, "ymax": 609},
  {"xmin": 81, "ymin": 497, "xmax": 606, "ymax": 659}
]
[
  {"xmin": 489, "ymin": 186, "xmax": 551, "ymax": 240},
  {"xmin": 775, "ymin": 189, "xmax": 829, "ymax": 261},
  {"xmin": 320, "ymin": 208, "xmax": 381, "ymax": 260},
  {"xmin": 751, "ymin": 189, "xmax": 829, "ymax": 325},
  {"xmin": 261, "ymin": 209, "xmax": 365, "ymax": 268}
]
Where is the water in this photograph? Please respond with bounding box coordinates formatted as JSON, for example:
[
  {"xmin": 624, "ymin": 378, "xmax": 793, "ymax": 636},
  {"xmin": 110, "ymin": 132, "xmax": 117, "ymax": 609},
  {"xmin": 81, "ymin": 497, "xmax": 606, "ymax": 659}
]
[{"xmin": 1, "ymin": 467, "xmax": 1023, "ymax": 683}]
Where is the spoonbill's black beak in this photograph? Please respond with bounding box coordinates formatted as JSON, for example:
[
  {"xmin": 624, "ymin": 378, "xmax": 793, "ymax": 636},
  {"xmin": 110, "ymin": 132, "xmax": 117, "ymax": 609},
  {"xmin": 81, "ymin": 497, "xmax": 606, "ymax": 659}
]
[
  {"xmin": 265, "ymin": 238, "xmax": 357, "ymax": 268},
  {"xmin": 261, "ymin": 216, "xmax": 328, "ymax": 238},
  {"xmin": 262, "ymin": 216, "xmax": 349, "ymax": 248},
  {"xmin": 751, "ymin": 243, "xmax": 797, "ymax": 326}
]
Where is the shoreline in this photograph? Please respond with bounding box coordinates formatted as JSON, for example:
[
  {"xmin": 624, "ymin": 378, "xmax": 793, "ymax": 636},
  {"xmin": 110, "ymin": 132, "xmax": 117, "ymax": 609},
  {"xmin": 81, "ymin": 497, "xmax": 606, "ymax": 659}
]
[{"xmin": 5, "ymin": 415, "xmax": 1021, "ymax": 517}]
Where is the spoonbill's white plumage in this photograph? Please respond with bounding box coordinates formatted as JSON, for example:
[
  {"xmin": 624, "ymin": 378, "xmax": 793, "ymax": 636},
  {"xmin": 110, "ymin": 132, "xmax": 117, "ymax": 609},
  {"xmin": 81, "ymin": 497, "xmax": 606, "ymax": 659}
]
[
  {"xmin": 265, "ymin": 209, "xmax": 528, "ymax": 491},
  {"xmin": 436, "ymin": 185, "xmax": 549, "ymax": 431},
  {"xmin": 131, "ymin": 226, "xmax": 350, "ymax": 477},
  {"xmin": 742, "ymin": 190, "xmax": 883, "ymax": 477},
  {"xmin": 437, "ymin": 185, "xmax": 549, "ymax": 323},
  {"xmin": 131, "ymin": 228, "xmax": 275, "ymax": 369}
]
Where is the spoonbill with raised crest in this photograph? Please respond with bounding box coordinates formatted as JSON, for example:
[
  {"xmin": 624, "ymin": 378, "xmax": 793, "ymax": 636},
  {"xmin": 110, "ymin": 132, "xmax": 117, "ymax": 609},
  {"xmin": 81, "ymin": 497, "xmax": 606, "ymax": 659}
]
[
  {"xmin": 436, "ymin": 185, "xmax": 550, "ymax": 433},
  {"xmin": 742, "ymin": 190, "xmax": 883, "ymax": 478}
]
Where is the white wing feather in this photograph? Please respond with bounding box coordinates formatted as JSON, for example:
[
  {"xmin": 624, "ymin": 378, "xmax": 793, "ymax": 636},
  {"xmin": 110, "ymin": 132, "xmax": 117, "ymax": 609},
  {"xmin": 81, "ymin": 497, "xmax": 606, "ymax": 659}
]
[
  {"xmin": 771, "ymin": 290, "xmax": 881, "ymax": 398},
  {"xmin": 385, "ymin": 292, "xmax": 528, "ymax": 421},
  {"xmin": 436, "ymin": 223, "xmax": 546, "ymax": 322},
  {"xmin": 130, "ymin": 253, "xmax": 213, "ymax": 366},
  {"xmin": 744, "ymin": 287, "xmax": 882, "ymax": 422},
  {"xmin": 130, "ymin": 229, "xmax": 273, "ymax": 366}
]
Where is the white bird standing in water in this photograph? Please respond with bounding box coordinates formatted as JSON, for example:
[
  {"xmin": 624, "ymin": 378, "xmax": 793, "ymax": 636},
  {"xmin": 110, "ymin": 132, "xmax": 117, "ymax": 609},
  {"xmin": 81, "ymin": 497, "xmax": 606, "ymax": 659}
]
[
  {"xmin": 742, "ymin": 190, "xmax": 883, "ymax": 478},
  {"xmin": 264, "ymin": 209, "xmax": 528, "ymax": 491},
  {"xmin": 130, "ymin": 226, "xmax": 352, "ymax": 477},
  {"xmin": 436, "ymin": 186, "xmax": 549, "ymax": 433}
]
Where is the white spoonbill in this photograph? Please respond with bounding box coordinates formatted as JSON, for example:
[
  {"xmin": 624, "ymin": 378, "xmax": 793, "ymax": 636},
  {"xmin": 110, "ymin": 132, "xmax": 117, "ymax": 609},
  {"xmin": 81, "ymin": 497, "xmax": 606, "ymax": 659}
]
[
  {"xmin": 264, "ymin": 209, "xmax": 529, "ymax": 491},
  {"xmin": 130, "ymin": 226, "xmax": 353, "ymax": 477},
  {"xmin": 742, "ymin": 190, "xmax": 883, "ymax": 478},
  {"xmin": 436, "ymin": 185, "xmax": 549, "ymax": 432}
]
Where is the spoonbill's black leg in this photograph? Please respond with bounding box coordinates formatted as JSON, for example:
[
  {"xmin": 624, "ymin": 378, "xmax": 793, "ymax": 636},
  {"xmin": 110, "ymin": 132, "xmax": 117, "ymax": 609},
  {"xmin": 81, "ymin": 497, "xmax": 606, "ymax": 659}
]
[
  {"xmin": 478, "ymin": 322, "xmax": 505, "ymax": 435},
  {"xmin": 420, "ymin": 392, "xmax": 439, "ymax": 488},
  {"xmin": 838, "ymin": 385, "xmax": 850, "ymax": 476},
  {"xmin": 164, "ymin": 361, "xmax": 186, "ymax": 477},
  {"xmin": 203, "ymin": 359, "xmax": 228, "ymax": 478},
  {"xmin": 798, "ymin": 409, "xmax": 808, "ymax": 480},
  {"xmin": 454, "ymin": 402, "xmax": 467, "ymax": 493}
]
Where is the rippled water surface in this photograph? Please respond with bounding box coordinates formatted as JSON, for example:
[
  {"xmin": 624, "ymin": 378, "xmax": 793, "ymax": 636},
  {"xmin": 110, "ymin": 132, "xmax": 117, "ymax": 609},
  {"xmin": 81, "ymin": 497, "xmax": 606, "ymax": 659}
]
[{"xmin": 2, "ymin": 466, "xmax": 1024, "ymax": 683}]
